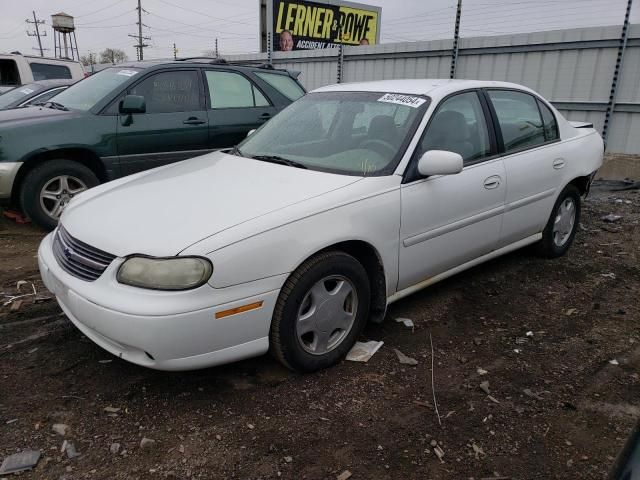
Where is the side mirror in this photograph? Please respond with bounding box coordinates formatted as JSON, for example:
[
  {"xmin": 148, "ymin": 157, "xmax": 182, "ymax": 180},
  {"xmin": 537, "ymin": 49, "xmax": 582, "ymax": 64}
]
[
  {"xmin": 119, "ymin": 94, "xmax": 146, "ymax": 114},
  {"xmin": 246, "ymin": 129, "xmax": 256, "ymax": 138},
  {"xmin": 417, "ymin": 150, "xmax": 463, "ymax": 177}
]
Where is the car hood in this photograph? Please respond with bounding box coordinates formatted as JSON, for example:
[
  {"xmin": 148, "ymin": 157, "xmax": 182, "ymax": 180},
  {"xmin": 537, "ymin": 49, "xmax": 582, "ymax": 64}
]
[
  {"xmin": 61, "ymin": 151, "xmax": 363, "ymax": 257},
  {"xmin": 0, "ymin": 105, "xmax": 76, "ymax": 125}
]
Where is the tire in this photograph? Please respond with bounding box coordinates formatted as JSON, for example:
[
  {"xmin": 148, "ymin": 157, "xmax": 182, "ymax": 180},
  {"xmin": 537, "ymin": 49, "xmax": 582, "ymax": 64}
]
[
  {"xmin": 19, "ymin": 160, "xmax": 99, "ymax": 231},
  {"xmin": 270, "ymin": 251, "xmax": 371, "ymax": 373},
  {"xmin": 535, "ymin": 184, "xmax": 581, "ymax": 258}
]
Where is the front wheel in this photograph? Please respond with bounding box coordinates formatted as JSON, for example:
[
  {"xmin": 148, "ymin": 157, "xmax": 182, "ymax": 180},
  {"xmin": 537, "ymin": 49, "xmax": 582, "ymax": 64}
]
[
  {"xmin": 536, "ymin": 184, "xmax": 581, "ymax": 258},
  {"xmin": 19, "ymin": 160, "xmax": 99, "ymax": 231},
  {"xmin": 270, "ymin": 251, "xmax": 371, "ymax": 372}
]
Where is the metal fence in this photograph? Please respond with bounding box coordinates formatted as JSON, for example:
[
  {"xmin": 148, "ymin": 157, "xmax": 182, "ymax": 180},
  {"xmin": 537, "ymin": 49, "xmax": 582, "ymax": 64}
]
[{"xmin": 227, "ymin": 24, "xmax": 640, "ymax": 154}]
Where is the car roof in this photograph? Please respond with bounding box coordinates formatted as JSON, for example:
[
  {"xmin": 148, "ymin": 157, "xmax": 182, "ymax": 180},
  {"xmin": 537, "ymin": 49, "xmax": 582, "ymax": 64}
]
[
  {"xmin": 29, "ymin": 79, "xmax": 77, "ymax": 88},
  {"xmin": 313, "ymin": 79, "xmax": 537, "ymax": 99}
]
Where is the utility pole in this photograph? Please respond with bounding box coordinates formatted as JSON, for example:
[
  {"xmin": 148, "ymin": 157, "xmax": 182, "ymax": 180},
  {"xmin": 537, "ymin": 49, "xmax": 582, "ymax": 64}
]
[
  {"xmin": 215, "ymin": 38, "xmax": 219, "ymax": 58},
  {"xmin": 602, "ymin": 0, "xmax": 634, "ymax": 147},
  {"xmin": 26, "ymin": 11, "xmax": 47, "ymax": 57},
  {"xmin": 450, "ymin": 0, "xmax": 462, "ymax": 79},
  {"xmin": 128, "ymin": 0, "xmax": 150, "ymax": 60},
  {"xmin": 173, "ymin": 43, "xmax": 178, "ymax": 60}
]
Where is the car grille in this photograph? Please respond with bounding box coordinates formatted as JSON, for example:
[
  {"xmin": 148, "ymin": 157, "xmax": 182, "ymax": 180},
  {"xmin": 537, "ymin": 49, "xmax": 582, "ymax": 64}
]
[{"xmin": 52, "ymin": 226, "xmax": 116, "ymax": 281}]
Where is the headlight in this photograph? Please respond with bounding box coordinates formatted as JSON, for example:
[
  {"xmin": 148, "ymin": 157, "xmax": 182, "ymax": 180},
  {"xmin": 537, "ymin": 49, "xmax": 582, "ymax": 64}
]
[{"xmin": 117, "ymin": 256, "xmax": 213, "ymax": 290}]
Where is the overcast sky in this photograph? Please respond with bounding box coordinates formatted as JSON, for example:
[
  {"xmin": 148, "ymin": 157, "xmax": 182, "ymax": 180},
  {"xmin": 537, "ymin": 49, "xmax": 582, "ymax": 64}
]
[{"xmin": 1, "ymin": 0, "xmax": 638, "ymax": 61}]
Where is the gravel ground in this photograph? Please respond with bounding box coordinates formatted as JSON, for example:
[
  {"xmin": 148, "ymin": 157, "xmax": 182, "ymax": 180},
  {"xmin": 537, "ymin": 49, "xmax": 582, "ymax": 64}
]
[{"xmin": 0, "ymin": 184, "xmax": 638, "ymax": 480}]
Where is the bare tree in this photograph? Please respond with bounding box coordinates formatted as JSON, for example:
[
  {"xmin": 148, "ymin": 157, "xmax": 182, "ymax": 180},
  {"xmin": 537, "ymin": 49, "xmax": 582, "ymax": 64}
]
[{"xmin": 99, "ymin": 48, "xmax": 128, "ymax": 64}]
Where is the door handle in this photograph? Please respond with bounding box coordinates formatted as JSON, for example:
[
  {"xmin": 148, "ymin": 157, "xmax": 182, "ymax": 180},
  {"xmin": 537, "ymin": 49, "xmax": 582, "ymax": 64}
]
[
  {"xmin": 553, "ymin": 158, "xmax": 566, "ymax": 169},
  {"xmin": 183, "ymin": 117, "xmax": 206, "ymax": 125},
  {"xmin": 258, "ymin": 113, "xmax": 272, "ymax": 122},
  {"xmin": 484, "ymin": 176, "xmax": 501, "ymax": 190}
]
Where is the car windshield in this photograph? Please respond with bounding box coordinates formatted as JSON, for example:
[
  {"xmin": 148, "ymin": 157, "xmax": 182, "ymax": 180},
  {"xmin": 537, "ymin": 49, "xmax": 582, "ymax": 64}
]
[
  {"xmin": 51, "ymin": 67, "xmax": 141, "ymax": 111},
  {"xmin": 0, "ymin": 84, "xmax": 45, "ymax": 108},
  {"xmin": 238, "ymin": 91, "xmax": 429, "ymax": 176}
]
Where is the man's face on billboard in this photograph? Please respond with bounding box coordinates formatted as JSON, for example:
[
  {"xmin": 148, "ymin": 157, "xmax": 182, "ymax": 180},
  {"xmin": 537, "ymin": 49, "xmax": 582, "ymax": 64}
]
[{"xmin": 280, "ymin": 31, "xmax": 293, "ymax": 51}]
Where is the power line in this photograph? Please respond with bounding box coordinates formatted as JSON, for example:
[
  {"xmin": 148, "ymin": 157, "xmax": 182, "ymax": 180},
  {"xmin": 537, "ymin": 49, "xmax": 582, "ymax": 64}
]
[
  {"xmin": 128, "ymin": 0, "xmax": 150, "ymax": 60},
  {"xmin": 150, "ymin": 0, "xmax": 256, "ymax": 27},
  {"xmin": 75, "ymin": 0, "xmax": 128, "ymax": 18},
  {"xmin": 76, "ymin": 9, "xmax": 135, "ymax": 26}
]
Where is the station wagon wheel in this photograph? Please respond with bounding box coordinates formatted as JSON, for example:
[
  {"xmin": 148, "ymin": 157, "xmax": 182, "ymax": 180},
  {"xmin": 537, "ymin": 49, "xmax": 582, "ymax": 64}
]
[
  {"xmin": 536, "ymin": 184, "xmax": 581, "ymax": 258},
  {"xmin": 19, "ymin": 159, "xmax": 99, "ymax": 231},
  {"xmin": 270, "ymin": 251, "xmax": 371, "ymax": 372}
]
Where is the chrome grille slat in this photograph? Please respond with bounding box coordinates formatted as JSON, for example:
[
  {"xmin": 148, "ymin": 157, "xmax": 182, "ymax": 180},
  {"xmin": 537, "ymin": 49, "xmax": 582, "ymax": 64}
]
[{"xmin": 52, "ymin": 226, "xmax": 116, "ymax": 281}]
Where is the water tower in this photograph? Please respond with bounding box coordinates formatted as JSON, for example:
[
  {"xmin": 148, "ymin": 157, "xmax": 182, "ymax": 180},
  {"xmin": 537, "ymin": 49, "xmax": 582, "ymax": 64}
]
[{"xmin": 51, "ymin": 12, "xmax": 79, "ymax": 60}]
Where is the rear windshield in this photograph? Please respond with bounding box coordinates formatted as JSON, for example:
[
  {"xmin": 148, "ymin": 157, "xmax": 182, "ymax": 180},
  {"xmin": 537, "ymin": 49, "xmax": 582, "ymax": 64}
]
[
  {"xmin": 0, "ymin": 59, "xmax": 20, "ymax": 87},
  {"xmin": 0, "ymin": 84, "xmax": 45, "ymax": 109},
  {"xmin": 30, "ymin": 63, "xmax": 72, "ymax": 81},
  {"xmin": 255, "ymin": 72, "xmax": 305, "ymax": 101},
  {"xmin": 52, "ymin": 67, "xmax": 141, "ymax": 111}
]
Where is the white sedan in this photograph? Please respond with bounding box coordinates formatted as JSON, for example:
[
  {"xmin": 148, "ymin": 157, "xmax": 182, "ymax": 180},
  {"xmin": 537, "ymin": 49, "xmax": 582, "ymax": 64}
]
[{"xmin": 38, "ymin": 79, "xmax": 603, "ymax": 372}]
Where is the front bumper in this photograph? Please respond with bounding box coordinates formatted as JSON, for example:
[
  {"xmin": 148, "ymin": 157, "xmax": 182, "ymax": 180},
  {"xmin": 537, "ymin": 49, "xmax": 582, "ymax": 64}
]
[
  {"xmin": 38, "ymin": 233, "xmax": 279, "ymax": 371},
  {"xmin": 0, "ymin": 162, "xmax": 22, "ymax": 200}
]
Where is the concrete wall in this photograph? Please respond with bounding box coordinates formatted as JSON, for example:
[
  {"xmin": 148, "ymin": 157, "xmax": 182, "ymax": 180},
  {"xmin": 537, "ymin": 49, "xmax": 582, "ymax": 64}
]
[{"xmin": 227, "ymin": 25, "xmax": 640, "ymax": 154}]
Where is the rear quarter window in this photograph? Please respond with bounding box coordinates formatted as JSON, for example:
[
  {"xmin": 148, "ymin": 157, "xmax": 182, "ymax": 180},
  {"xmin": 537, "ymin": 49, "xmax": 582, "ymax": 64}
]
[
  {"xmin": 255, "ymin": 72, "xmax": 305, "ymax": 101},
  {"xmin": 30, "ymin": 63, "xmax": 72, "ymax": 81},
  {"xmin": 0, "ymin": 59, "xmax": 20, "ymax": 87}
]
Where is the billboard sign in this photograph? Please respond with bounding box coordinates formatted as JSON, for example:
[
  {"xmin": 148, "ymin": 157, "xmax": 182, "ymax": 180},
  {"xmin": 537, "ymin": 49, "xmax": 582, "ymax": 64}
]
[{"xmin": 261, "ymin": 0, "xmax": 381, "ymax": 52}]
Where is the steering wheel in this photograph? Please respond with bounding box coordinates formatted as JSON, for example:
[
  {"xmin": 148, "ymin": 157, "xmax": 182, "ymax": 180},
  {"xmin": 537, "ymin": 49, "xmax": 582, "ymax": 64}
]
[{"xmin": 359, "ymin": 139, "xmax": 396, "ymax": 158}]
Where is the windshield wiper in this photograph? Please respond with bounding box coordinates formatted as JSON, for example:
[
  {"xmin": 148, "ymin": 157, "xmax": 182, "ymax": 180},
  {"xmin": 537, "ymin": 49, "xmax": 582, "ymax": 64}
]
[
  {"xmin": 230, "ymin": 146, "xmax": 244, "ymax": 157},
  {"xmin": 41, "ymin": 101, "xmax": 68, "ymax": 111},
  {"xmin": 250, "ymin": 155, "xmax": 308, "ymax": 169}
]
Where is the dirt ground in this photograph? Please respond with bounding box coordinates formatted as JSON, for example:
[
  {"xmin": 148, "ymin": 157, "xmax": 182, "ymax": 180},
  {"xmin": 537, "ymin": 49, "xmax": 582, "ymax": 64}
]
[{"xmin": 1, "ymin": 184, "xmax": 638, "ymax": 480}]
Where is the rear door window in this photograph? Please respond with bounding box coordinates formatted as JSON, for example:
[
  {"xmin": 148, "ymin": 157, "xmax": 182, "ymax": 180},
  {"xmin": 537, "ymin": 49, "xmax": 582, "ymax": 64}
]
[
  {"xmin": 205, "ymin": 71, "xmax": 270, "ymax": 109},
  {"xmin": 130, "ymin": 70, "xmax": 202, "ymax": 113},
  {"xmin": 255, "ymin": 72, "xmax": 305, "ymax": 101},
  {"xmin": 25, "ymin": 87, "xmax": 67, "ymax": 106},
  {"xmin": 30, "ymin": 63, "xmax": 72, "ymax": 81},
  {"xmin": 0, "ymin": 59, "xmax": 20, "ymax": 87},
  {"xmin": 487, "ymin": 90, "xmax": 546, "ymax": 152}
]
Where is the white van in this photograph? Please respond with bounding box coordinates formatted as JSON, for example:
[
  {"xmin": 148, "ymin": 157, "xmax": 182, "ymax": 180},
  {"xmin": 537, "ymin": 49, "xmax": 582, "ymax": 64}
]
[{"xmin": 0, "ymin": 53, "xmax": 85, "ymax": 94}]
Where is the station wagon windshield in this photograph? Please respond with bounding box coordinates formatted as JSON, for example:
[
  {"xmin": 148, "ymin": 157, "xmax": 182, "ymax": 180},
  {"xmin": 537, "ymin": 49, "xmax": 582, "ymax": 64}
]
[
  {"xmin": 51, "ymin": 67, "xmax": 141, "ymax": 111},
  {"xmin": 237, "ymin": 91, "xmax": 429, "ymax": 176}
]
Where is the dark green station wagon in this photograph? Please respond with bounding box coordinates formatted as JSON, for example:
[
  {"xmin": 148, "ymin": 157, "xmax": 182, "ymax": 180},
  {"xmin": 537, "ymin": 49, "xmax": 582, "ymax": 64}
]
[{"xmin": 0, "ymin": 58, "xmax": 306, "ymax": 229}]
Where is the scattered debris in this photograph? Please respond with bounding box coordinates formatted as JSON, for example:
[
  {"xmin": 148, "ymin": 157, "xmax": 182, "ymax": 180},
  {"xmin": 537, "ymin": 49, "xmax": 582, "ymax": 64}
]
[
  {"xmin": 247, "ymin": 423, "xmax": 255, "ymax": 429},
  {"xmin": 337, "ymin": 470, "xmax": 352, "ymax": 480},
  {"xmin": 63, "ymin": 441, "xmax": 80, "ymax": 459},
  {"xmin": 477, "ymin": 367, "xmax": 488, "ymax": 375},
  {"xmin": 110, "ymin": 443, "xmax": 121, "ymax": 454},
  {"xmin": 526, "ymin": 331, "xmax": 534, "ymax": 337},
  {"xmin": 98, "ymin": 360, "xmax": 113, "ymax": 364},
  {"xmin": 283, "ymin": 456, "xmax": 293, "ymax": 463},
  {"xmin": 52, "ymin": 423, "xmax": 69, "ymax": 436},
  {"xmin": 479, "ymin": 381, "xmax": 491, "ymax": 395},
  {"xmin": 609, "ymin": 359, "xmax": 620, "ymax": 365},
  {"xmin": 5, "ymin": 419, "xmax": 18, "ymax": 424},
  {"xmin": 429, "ymin": 332, "xmax": 442, "ymax": 426},
  {"xmin": 472, "ymin": 443, "xmax": 486, "ymax": 459},
  {"xmin": 393, "ymin": 348, "xmax": 418, "ymax": 365},
  {"xmin": 523, "ymin": 388, "xmax": 543, "ymax": 401},
  {"xmin": 413, "ymin": 400, "xmax": 431, "ymax": 408},
  {"xmin": 487, "ymin": 395, "xmax": 500, "ymax": 404},
  {"xmin": 565, "ymin": 308, "xmax": 578, "ymax": 316},
  {"xmin": 513, "ymin": 349, "xmax": 522, "ymax": 354},
  {"xmin": 0, "ymin": 450, "xmax": 41, "ymax": 475},
  {"xmin": 9, "ymin": 300, "xmax": 23, "ymax": 312},
  {"xmin": 394, "ymin": 317, "xmax": 414, "ymax": 329},
  {"xmin": 601, "ymin": 273, "xmax": 616, "ymax": 279},
  {"xmin": 346, "ymin": 341, "xmax": 383, "ymax": 362},
  {"xmin": 433, "ymin": 445, "xmax": 445, "ymax": 463},
  {"xmin": 140, "ymin": 438, "xmax": 156, "ymax": 450},
  {"xmin": 104, "ymin": 406, "xmax": 120, "ymax": 413},
  {"xmin": 602, "ymin": 214, "xmax": 622, "ymax": 223}
]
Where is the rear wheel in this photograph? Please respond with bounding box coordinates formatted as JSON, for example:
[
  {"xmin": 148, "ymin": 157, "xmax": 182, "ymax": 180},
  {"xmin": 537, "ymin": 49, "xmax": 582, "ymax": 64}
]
[
  {"xmin": 536, "ymin": 184, "xmax": 581, "ymax": 258},
  {"xmin": 19, "ymin": 160, "xmax": 99, "ymax": 231},
  {"xmin": 270, "ymin": 251, "xmax": 371, "ymax": 372}
]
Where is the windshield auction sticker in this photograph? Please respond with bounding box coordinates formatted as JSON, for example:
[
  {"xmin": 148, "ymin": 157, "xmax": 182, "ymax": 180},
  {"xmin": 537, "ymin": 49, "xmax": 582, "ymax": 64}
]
[
  {"xmin": 116, "ymin": 70, "xmax": 138, "ymax": 77},
  {"xmin": 378, "ymin": 93, "xmax": 427, "ymax": 108}
]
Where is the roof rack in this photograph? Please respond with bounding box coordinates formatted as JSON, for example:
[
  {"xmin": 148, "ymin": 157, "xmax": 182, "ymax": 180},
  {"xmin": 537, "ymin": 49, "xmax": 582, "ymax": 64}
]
[{"xmin": 175, "ymin": 57, "xmax": 228, "ymax": 64}]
